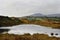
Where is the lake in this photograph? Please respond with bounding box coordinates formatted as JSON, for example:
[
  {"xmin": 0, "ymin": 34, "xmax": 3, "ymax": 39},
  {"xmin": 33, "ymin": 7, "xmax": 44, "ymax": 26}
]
[{"xmin": 0, "ymin": 24, "xmax": 60, "ymax": 37}]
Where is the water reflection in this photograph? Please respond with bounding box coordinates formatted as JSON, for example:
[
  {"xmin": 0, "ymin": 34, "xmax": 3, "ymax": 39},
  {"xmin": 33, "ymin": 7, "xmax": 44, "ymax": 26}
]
[{"xmin": 0, "ymin": 29, "xmax": 10, "ymax": 33}]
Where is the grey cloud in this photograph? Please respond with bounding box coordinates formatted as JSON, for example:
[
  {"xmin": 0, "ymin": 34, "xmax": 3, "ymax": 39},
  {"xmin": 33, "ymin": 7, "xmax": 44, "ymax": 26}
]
[{"xmin": 0, "ymin": 0, "xmax": 60, "ymax": 17}]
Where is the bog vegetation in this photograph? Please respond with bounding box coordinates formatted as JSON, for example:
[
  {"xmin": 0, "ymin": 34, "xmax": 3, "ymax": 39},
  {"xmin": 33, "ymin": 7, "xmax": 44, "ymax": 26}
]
[
  {"xmin": 20, "ymin": 16, "xmax": 60, "ymax": 29},
  {"xmin": 0, "ymin": 33, "xmax": 60, "ymax": 40}
]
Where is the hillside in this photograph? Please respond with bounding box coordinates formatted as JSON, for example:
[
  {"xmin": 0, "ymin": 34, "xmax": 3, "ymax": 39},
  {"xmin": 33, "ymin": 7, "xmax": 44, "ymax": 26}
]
[
  {"xmin": 0, "ymin": 16, "xmax": 23, "ymax": 27},
  {"xmin": 18, "ymin": 13, "xmax": 60, "ymax": 29}
]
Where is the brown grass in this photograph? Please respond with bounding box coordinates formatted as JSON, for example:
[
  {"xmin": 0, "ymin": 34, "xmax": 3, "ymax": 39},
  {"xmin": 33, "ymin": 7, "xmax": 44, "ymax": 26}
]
[
  {"xmin": 0, "ymin": 33, "xmax": 60, "ymax": 40},
  {"xmin": 20, "ymin": 18, "xmax": 60, "ymax": 29}
]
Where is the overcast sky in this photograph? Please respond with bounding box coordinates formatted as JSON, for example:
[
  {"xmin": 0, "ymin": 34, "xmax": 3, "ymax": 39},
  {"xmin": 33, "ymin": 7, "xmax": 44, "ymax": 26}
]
[{"xmin": 0, "ymin": 0, "xmax": 60, "ymax": 17}]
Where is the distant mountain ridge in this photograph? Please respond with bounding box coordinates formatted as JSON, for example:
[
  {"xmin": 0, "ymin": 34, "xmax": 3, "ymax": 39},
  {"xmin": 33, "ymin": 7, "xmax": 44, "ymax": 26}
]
[
  {"xmin": 30, "ymin": 13, "xmax": 45, "ymax": 17},
  {"xmin": 46, "ymin": 14, "xmax": 60, "ymax": 17},
  {"xmin": 30, "ymin": 13, "xmax": 60, "ymax": 17}
]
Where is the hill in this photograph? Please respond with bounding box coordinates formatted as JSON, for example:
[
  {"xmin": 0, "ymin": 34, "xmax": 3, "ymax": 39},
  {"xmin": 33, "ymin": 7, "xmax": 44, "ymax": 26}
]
[
  {"xmin": 30, "ymin": 13, "xmax": 60, "ymax": 17},
  {"xmin": 46, "ymin": 14, "xmax": 60, "ymax": 17},
  {"xmin": 0, "ymin": 16, "xmax": 23, "ymax": 27},
  {"xmin": 30, "ymin": 13, "xmax": 45, "ymax": 17}
]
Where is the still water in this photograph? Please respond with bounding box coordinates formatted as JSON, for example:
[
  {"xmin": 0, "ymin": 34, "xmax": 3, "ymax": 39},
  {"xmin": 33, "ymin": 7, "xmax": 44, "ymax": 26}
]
[{"xmin": 0, "ymin": 24, "xmax": 60, "ymax": 37}]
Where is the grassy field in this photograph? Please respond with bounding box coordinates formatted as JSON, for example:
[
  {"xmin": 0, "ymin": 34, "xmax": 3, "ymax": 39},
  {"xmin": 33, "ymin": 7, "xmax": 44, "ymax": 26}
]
[
  {"xmin": 20, "ymin": 17, "xmax": 60, "ymax": 29},
  {"xmin": 0, "ymin": 33, "xmax": 60, "ymax": 40}
]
